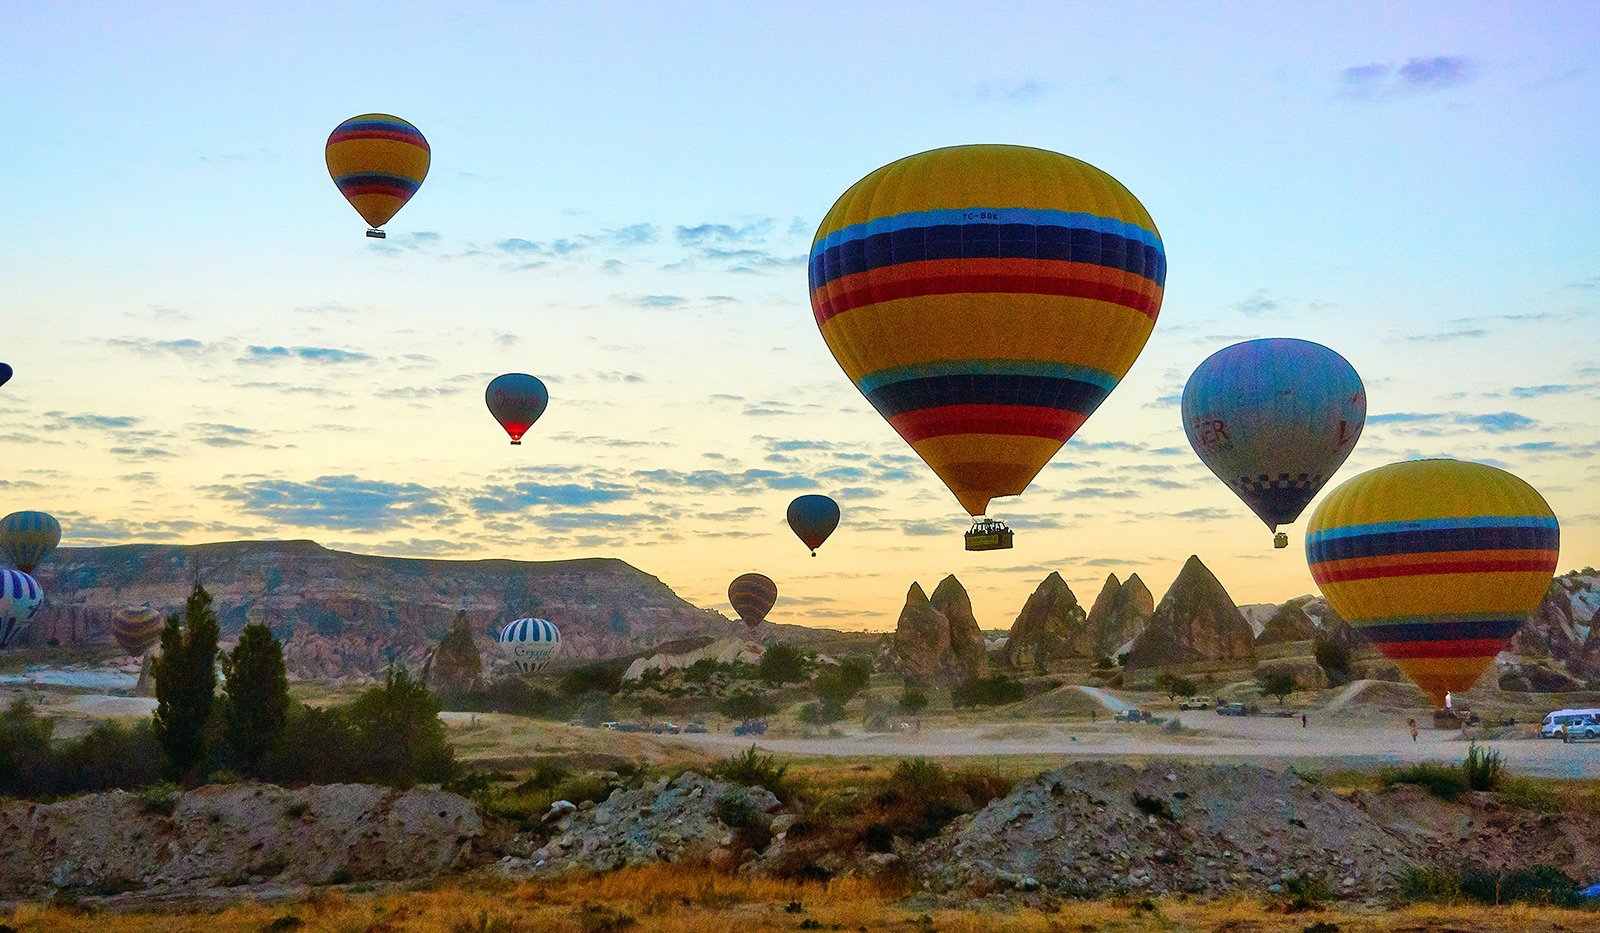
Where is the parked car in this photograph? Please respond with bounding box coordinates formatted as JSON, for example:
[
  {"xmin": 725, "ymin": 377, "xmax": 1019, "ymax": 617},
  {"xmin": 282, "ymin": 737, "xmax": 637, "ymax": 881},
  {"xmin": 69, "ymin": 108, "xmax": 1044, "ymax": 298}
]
[
  {"xmin": 1217, "ymin": 702, "xmax": 1251, "ymax": 717},
  {"xmin": 1541, "ymin": 709, "xmax": 1600, "ymax": 739},
  {"xmin": 601, "ymin": 721, "xmax": 624, "ymax": 730},
  {"xmin": 1179, "ymin": 696, "xmax": 1214, "ymax": 710},
  {"xmin": 651, "ymin": 722, "xmax": 681, "ymax": 735},
  {"xmin": 684, "ymin": 722, "xmax": 708, "ymax": 734},
  {"xmin": 732, "ymin": 718, "xmax": 769, "ymax": 737},
  {"xmin": 1114, "ymin": 708, "xmax": 1149, "ymax": 723}
]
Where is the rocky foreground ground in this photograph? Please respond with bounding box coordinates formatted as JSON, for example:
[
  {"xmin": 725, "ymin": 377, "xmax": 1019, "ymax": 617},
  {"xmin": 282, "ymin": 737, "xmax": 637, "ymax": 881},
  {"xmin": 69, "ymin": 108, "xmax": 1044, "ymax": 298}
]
[{"xmin": 4, "ymin": 762, "xmax": 1599, "ymax": 904}]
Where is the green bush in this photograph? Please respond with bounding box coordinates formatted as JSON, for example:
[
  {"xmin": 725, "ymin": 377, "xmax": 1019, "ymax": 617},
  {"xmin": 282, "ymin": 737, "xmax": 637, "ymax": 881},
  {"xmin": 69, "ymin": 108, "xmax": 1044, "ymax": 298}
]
[
  {"xmin": 1381, "ymin": 762, "xmax": 1467, "ymax": 801},
  {"xmin": 717, "ymin": 689, "xmax": 776, "ymax": 720},
  {"xmin": 51, "ymin": 720, "xmax": 163, "ymax": 795},
  {"xmin": 683, "ymin": 658, "xmax": 721, "ymax": 684},
  {"xmin": 713, "ymin": 787, "xmax": 762, "ymax": 828},
  {"xmin": 898, "ymin": 689, "xmax": 928, "ymax": 715},
  {"xmin": 950, "ymin": 675, "xmax": 1026, "ymax": 708},
  {"xmin": 797, "ymin": 701, "xmax": 845, "ymax": 726},
  {"xmin": 861, "ymin": 759, "xmax": 1012, "ymax": 849},
  {"xmin": 712, "ymin": 746, "xmax": 791, "ymax": 802},
  {"xmin": 1402, "ymin": 865, "xmax": 1579, "ymax": 907},
  {"xmin": 757, "ymin": 643, "xmax": 809, "ymax": 685},
  {"xmin": 1462, "ymin": 742, "xmax": 1505, "ymax": 792},
  {"xmin": 559, "ymin": 661, "xmax": 627, "ymax": 697}
]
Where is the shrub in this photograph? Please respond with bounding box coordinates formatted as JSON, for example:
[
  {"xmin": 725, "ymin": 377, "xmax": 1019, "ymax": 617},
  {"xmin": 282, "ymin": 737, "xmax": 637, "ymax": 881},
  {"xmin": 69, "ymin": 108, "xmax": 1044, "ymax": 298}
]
[
  {"xmin": 1255, "ymin": 667, "xmax": 1296, "ymax": 705},
  {"xmin": 712, "ymin": 746, "xmax": 791, "ymax": 802},
  {"xmin": 576, "ymin": 690, "xmax": 614, "ymax": 727},
  {"xmin": 713, "ymin": 787, "xmax": 761, "ymax": 828},
  {"xmin": 559, "ymin": 662, "xmax": 626, "ymax": 697},
  {"xmin": 1313, "ymin": 639, "xmax": 1354, "ymax": 686},
  {"xmin": 1381, "ymin": 762, "xmax": 1467, "ymax": 801},
  {"xmin": 797, "ymin": 701, "xmax": 845, "ymax": 726},
  {"xmin": 1281, "ymin": 873, "xmax": 1331, "ymax": 911},
  {"xmin": 683, "ymin": 658, "xmax": 721, "ymax": 684},
  {"xmin": 717, "ymin": 689, "xmax": 775, "ymax": 721},
  {"xmin": 51, "ymin": 720, "xmax": 163, "ymax": 795},
  {"xmin": 1154, "ymin": 672, "xmax": 1197, "ymax": 700},
  {"xmin": 862, "ymin": 759, "xmax": 1012, "ymax": 848},
  {"xmin": 951, "ymin": 675, "xmax": 1026, "ymax": 708},
  {"xmin": 1094, "ymin": 656, "xmax": 1115, "ymax": 670},
  {"xmin": 1462, "ymin": 742, "xmax": 1505, "ymax": 792},
  {"xmin": 757, "ymin": 643, "xmax": 809, "ymax": 685},
  {"xmin": 152, "ymin": 583, "xmax": 221, "ymax": 783},
  {"xmin": 259, "ymin": 704, "xmax": 357, "ymax": 786},
  {"xmin": 1402, "ymin": 865, "xmax": 1579, "ymax": 907},
  {"xmin": 898, "ymin": 689, "xmax": 928, "ymax": 715},
  {"xmin": 344, "ymin": 668, "xmax": 456, "ymax": 788},
  {"xmin": 812, "ymin": 662, "xmax": 868, "ymax": 709},
  {"xmin": 0, "ymin": 697, "xmax": 56, "ymax": 796}
]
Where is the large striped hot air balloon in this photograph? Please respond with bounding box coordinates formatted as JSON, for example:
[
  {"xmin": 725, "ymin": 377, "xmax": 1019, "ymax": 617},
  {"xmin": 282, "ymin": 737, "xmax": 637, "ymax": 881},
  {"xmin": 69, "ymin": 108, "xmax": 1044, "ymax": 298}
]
[
  {"xmin": 786, "ymin": 495, "xmax": 840, "ymax": 556},
  {"xmin": 1306, "ymin": 459, "xmax": 1559, "ymax": 707},
  {"xmin": 0, "ymin": 511, "xmax": 61, "ymax": 574},
  {"xmin": 728, "ymin": 573, "xmax": 777, "ymax": 630},
  {"xmin": 0, "ymin": 569, "xmax": 43, "ymax": 649},
  {"xmin": 325, "ymin": 114, "xmax": 430, "ymax": 238},
  {"xmin": 1183, "ymin": 339, "xmax": 1366, "ymax": 548},
  {"xmin": 809, "ymin": 145, "xmax": 1165, "ymax": 550},
  {"xmin": 111, "ymin": 607, "xmax": 165, "ymax": 659},
  {"xmin": 498, "ymin": 617, "xmax": 561, "ymax": 674}
]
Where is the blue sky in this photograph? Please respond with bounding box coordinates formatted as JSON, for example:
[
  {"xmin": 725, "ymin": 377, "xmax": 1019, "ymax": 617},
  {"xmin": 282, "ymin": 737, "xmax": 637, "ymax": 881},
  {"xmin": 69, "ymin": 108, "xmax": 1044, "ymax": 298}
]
[{"xmin": 3, "ymin": 2, "xmax": 1597, "ymax": 629}]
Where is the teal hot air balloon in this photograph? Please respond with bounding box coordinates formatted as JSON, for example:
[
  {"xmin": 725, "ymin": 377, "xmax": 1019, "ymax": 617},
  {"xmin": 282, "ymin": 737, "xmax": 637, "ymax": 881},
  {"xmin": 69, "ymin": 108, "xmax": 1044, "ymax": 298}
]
[
  {"xmin": 786, "ymin": 495, "xmax": 840, "ymax": 556},
  {"xmin": 0, "ymin": 511, "xmax": 61, "ymax": 573},
  {"xmin": 1182, "ymin": 339, "xmax": 1365, "ymax": 548}
]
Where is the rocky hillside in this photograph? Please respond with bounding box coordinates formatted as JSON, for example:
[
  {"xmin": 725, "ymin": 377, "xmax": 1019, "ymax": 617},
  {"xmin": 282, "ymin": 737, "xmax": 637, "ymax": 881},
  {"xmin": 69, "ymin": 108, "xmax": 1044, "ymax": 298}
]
[
  {"xmin": 888, "ymin": 576, "xmax": 988, "ymax": 686},
  {"xmin": 1003, "ymin": 572, "xmax": 1089, "ymax": 669},
  {"xmin": 26, "ymin": 540, "xmax": 820, "ymax": 679},
  {"xmin": 1124, "ymin": 556, "xmax": 1255, "ymax": 672},
  {"xmin": 1084, "ymin": 572, "xmax": 1153, "ymax": 660}
]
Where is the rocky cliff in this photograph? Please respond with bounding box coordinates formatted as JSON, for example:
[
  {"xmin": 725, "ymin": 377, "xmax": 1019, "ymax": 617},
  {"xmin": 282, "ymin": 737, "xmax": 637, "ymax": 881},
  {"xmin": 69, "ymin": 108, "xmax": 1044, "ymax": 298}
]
[
  {"xmin": 1003, "ymin": 572, "xmax": 1089, "ymax": 669},
  {"xmin": 423, "ymin": 611, "xmax": 486, "ymax": 695},
  {"xmin": 25, "ymin": 540, "xmax": 807, "ymax": 679},
  {"xmin": 890, "ymin": 576, "xmax": 988, "ymax": 686},
  {"xmin": 1125, "ymin": 556, "xmax": 1256, "ymax": 671},
  {"xmin": 1084, "ymin": 573, "xmax": 1153, "ymax": 660}
]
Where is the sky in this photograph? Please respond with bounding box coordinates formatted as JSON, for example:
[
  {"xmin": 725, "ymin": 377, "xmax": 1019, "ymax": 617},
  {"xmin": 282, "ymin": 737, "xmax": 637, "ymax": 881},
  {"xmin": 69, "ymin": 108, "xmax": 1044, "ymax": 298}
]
[{"xmin": 3, "ymin": 2, "xmax": 1598, "ymax": 632}]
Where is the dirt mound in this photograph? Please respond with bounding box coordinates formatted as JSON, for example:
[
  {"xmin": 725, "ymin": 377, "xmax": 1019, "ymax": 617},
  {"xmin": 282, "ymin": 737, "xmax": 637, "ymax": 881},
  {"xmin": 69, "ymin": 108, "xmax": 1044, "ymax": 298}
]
[
  {"xmin": 0, "ymin": 782, "xmax": 488, "ymax": 899},
  {"xmin": 914, "ymin": 761, "xmax": 1418, "ymax": 898},
  {"xmin": 1355, "ymin": 784, "xmax": 1600, "ymax": 880}
]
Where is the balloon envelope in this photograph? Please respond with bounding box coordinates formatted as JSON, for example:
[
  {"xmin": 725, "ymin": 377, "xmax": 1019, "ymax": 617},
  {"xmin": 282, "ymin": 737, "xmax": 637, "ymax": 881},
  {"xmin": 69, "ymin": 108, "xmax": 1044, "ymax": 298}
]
[
  {"xmin": 0, "ymin": 511, "xmax": 60, "ymax": 574},
  {"xmin": 0, "ymin": 569, "xmax": 43, "ymax": 649},
  {"xmin": 728, "ymin": 573, "xmax": 777, "ymax": 630},
  {"xmin": 0, "ymin": 363, "xmax": 11, "ymax": 389},
  {"xmin": 809, "ymin": 144, "xmax": 1165, "ymax": 517},
  {"xmin": 325, "ymin": 114, "xmax": 430, "ymax": 232},
  {"xmin": 787, "ymin": 495, "xmax": 840, "ymax": 555},
  {"xmin": 499, "ymin": 617, "xmax": 561, "ymax": 674},
  {"xmin": 486, "ymin": 373, "xmax": 549, "ymax": 445},
  {"xmin": 1183, "ymin": 339, "xmax": 1365, "ymax": 532},
  {"xmin": 1306, "ymin": 459, "xmax": 1558, "ymax": 706},
  {"xmin": 111, "ymin": 607, "xmax": 165, "ymax": 658}
]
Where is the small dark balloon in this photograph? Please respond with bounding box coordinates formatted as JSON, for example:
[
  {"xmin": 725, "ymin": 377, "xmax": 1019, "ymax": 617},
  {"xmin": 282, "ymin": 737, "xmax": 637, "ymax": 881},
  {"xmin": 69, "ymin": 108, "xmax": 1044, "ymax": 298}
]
[
  {"xmin": 0, "ymin": 363, "xmax": 12, "ymax": 389},
  {"xmin": 486, "ymin": 373, "xmax": 549, "ymax": 445},
  {"xmin": 787, "ymin": 494, "xmax": 840, "ymax": 556}
]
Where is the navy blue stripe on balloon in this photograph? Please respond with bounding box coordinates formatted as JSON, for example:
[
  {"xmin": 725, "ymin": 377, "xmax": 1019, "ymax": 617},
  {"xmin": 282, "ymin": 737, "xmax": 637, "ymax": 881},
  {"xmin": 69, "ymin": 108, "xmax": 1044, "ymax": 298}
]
[
  {"xmin": 808, "ymin": 223, "xmax": 1166, "ymax": 291},
  {"xmin": 1357, "ymin": 617, "xmax": 1524, "ymax": 644},
  {"xmin": 1306, "ymin": 524, "xmax": 1558, "ymax": 564},
  {"xmin": 335, "ymin": 173, "xmax": 421, "ymax": 193},
  {"xmin": 865, "ymin": 373, "xmax": 1110, "ymax": 419}
]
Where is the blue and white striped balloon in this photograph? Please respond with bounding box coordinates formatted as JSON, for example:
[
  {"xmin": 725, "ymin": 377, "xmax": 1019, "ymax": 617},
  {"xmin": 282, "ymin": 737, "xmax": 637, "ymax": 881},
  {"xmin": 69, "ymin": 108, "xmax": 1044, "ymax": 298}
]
[
  {"xmin": 0, "ymin": 569, "xmax": 44, "ymax": 649},
  {"xmin": 498, "ymin": 617, "xmax": 561, "ymax": 674}
]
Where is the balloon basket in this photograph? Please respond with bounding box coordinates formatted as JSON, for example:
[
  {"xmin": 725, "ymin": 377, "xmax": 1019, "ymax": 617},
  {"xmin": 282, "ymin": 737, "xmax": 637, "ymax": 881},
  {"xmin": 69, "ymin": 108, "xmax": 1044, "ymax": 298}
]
[
  {"xmin": 1273, "ymin": 532, "xmax": 1288, "ymax": 549},
  {"xmin": 366, "ymin": 228, "xmax": 386, "ymax": 239},
  {"xmin": 965, "ymin": 518, "xmax": 1013, "ymax": 552},
  {"xmin": 509, "ymin": 439, "xmax": 522, "ymax": 446}
]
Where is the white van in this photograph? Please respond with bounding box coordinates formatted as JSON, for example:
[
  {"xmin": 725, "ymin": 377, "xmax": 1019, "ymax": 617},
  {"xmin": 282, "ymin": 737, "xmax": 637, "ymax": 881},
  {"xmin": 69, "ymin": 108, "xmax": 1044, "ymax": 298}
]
[{"xmin": 1540, "ymin": 709, "xmax": 1600, "ymax": 739}]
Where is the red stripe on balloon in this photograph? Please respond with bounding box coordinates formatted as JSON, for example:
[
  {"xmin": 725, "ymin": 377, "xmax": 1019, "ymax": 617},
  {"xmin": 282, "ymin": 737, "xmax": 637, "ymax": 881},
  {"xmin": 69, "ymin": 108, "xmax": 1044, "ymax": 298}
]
[
  {"xmin": 813, "ymin": 258, "xmax": 1161, "ymax": 324},
  {"xmin": 327, "ymin": 130, "xmax": 429, "ymax": 148},
  {"xmin": 1312, "ymin": 557, "xmax": 1558, "ymax": 584},
  {"xmin": 889, "ymin": 405, "xmax": 1086, "ymax": 442},
  {"xmin": 1368, "ymin": 638, "xmax": 1506, "ymax": 659}
]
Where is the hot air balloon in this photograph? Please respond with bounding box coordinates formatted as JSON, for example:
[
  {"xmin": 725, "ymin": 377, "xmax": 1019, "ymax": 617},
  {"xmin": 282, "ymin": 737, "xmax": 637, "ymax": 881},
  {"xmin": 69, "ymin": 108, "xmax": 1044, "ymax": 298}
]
[
  {"xmin": 486, "ymin": 373, "xmax": 549, "ymax": 445},
  {"xmin": 325, "ymin": 114, "xmax": 430, "ymax": 238},
  {"xmin": 1306, "ymin": 459, "xmax": 1559, "ymax": 707},
  {"xmin": 0, "ymin": 363, "xmax": 12, "ymax": 389},
  {"xmin": 728, "ymin": 573, "xmax": 777, "ymax": 630},
  {"xmin": 0, "ymin": 511, "xmax": 60, "ymax": 574},
  {"xmin": 787, "ymin": 495, "xmax": 840, "ymax": 556},
  {"xmin": 0, "ymin": 569, "xmax": 43, "ymax": 649},
  {"xmin": 111, "ymin": 607, "xmax": 165, "ymax": 659},
  {"xmin": 1183, "ymin": 339, "xmax": 1366, "ymax": 549},
  {"xmin": 809, "ymin": 145, "xmax": 1166, "ymax": 550},
  {"xmin": 498, "ymin": 617, "xmax": 561, "ymax": 674}
]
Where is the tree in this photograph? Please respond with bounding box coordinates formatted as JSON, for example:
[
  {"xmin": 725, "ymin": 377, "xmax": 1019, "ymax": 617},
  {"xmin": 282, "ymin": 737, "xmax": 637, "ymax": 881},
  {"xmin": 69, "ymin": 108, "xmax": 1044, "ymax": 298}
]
[
  {"xmin": 1256, "ymin": 667, "xmax": 1296, "ymax": 705},
  {"xmin": 684, "ymin": 658, "xmax": 720, "ymax": 684},
  {"xmin": 1155, "ymin": 671, "xmax": 1198, "ymax": 701},
  {"xmin": 638, "ymin": 696, "xmax": 665, "ymax": 722},
  {"xmin": 899, "ymin": 688, "xmax": 929, "ymax": 715},
  {"xmin": 757, "ymin": 642, "xmax": 808, "ymax": 685},
  {"xmin": 813, "ymin": 659, "xmax": 870, "ymax": 714},
  {"xmin": 718, "ymin": 688, "xmax": 775, "ymax": 720},
  {"xmin": 1314, "ymin": 638, "xmax": 1354, "ymax": 687},
  {"xmin": 152, "ymin": 583, "xmax": 220, "ymax": 783},
  {"xmin": 576, "ymin": 690, "xmax": 614, "ymax": 727},
  {"xmin": 346, "ymin": 668, "xmax": 456, "ymax": 787},
  {"xmin": 951, "ymin": 675, "xmax": 1027, "ymax": 708},
  {"xmin": 221, "ymin": 623, "xmax": 289, "ymax": 774}
]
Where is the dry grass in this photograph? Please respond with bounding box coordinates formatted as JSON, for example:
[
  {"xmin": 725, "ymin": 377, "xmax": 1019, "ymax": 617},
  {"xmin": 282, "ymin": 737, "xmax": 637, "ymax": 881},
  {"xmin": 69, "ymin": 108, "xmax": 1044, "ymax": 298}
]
[{"xmin": 4, "ymin": 868, "xmax": 1596, "ymax": 932}]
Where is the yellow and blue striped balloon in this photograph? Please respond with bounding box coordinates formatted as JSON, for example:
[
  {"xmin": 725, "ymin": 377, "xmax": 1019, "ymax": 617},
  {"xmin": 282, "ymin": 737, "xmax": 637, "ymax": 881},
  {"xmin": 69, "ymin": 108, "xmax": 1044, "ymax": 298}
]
[
  {"xmin": 325, "ymin": 114, "xmax": 430, "ymax": 234},
  {"xmin": 810, "ymin": 145, "xmax": 1165, "ymax": 517},
  {"xmin": 0, "ymin": 511, "xmax": 60, "ymax": 574},
  {"xmin": 1306, "ymin": 459, "xmax": 1559, "ymax": 706}
]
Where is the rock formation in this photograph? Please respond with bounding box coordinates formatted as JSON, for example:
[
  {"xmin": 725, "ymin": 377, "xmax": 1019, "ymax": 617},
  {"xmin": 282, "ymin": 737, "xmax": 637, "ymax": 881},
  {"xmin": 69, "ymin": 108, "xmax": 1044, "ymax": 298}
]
[
  {"xmin": 27, "ymin": 540, "xmax": 823, "ymax": 678},
  {"xmin": 1515, "ymin": 572, "xmax": 1599, "ymax": 680},
  {"xmin": 1085, "ymin": 573, "xmax": 1154, "ymax": 661},
  {"xmin": 1125, "ymin": 556, "xmax": 1256, "ymax": 671},
  {"xmin": 622, "ymin": 636, "xmax": 760, "ymax": 681},
  {"xmin": 423, "ymin": 610, "xmax": 486, "ymax": 695},
  {"xmin": 890, "ymin": 576, "xmax": 987, "ymax": 686},
  {"xmin": 1003, "ymin": 572, "xmax": 1088, "ymax": 669},
  {"xmin": 1255, "ymin": 597, "xmax": 1320, "ymax": 646}
]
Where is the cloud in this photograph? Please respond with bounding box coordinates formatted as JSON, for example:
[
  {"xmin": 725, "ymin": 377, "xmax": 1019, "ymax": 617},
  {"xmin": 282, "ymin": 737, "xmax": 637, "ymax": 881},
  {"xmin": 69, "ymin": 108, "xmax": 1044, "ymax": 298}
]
[
  {"xmin": 207, "ymin": 475, "xmax": 448, "ymax": 530},
  {"xmin": 1566, "ymin": 275, "xmax": 1600, "ymax": 290},
  {"xmin": 971, "ymin": 77, "xmax": 1051, "ymax": 102},
  {"xmin": 1367, "ymin": 410, "xmax": 1537, "ymax": 434},
  {"xmin": 1402, "ymin": 328, "xmax": 1486, "ymax": 343},
  {"xmin": 614, "ymin": 294, "xmax": 686, "ymax": 309},
  {"xmin": 240, "ymin": 345, "xmax": 373, "ymax": 365},
  {"xmin": 1341, "ymin": 55, "xmax": 1475, "ymax": 100},
  {"xmin": 43, "ymin": 411, "xmax": 141, "ymax": 430},
  {"xmin": 1231, "ymin": 290, "xmax": 1281, "ymax": 315},
  {"xmin": 189, "ymin": 422, "xmax": 265, "ymax": 448},
  {"xmin": 106, "ymin": 337, "xmax": 221, "ymax": 357},
  {"xmin": 675, "ymin": 220, "xmax": 776, "ymax": 245},
  {"xmin": 630, "ymin": 468, "xmax": 818, "ymax": 491},
  {"xmin": 468, "ymin": 480, "xmax": 633, "ymax": 511},
  {"xmin": 1508, "ymin": 384, "xmax": 1593, "ymax": 399}
]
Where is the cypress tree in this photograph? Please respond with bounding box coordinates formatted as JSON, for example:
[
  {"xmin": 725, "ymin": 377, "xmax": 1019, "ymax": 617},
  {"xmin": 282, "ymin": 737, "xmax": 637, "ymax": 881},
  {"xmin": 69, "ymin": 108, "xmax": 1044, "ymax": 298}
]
[
  {"xmin": 151, "ymin": 583, "xmax": 220, "ymax": 783},
  {"xmin": 221, "ymin": 623, "xmax": 289, "ymax": 774}
]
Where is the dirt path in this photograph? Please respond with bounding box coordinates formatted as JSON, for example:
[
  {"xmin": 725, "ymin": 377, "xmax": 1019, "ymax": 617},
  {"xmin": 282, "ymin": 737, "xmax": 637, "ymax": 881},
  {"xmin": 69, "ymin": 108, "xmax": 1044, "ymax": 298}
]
[
  {"xmin": 670, "ymin": 712, "xmax": 1600, "ymax": 777},
  {"xmin": 1073, "ymin": 685, "xmax": 1133, "ymax": 713}
]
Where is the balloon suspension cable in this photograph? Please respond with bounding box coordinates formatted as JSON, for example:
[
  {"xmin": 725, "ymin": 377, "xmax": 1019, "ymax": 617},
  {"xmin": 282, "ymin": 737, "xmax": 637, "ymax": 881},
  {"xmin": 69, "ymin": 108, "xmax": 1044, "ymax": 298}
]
[{"xmin": 366, "ymin": 228, "xmax": 386, "ymax": 239}]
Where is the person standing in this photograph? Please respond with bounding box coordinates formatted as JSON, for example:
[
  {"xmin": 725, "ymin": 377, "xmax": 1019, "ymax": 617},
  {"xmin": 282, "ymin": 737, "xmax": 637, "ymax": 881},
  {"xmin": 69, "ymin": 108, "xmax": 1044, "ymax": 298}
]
[
  {"xmin": 1301, "ymin": 713, "xmax": 1308, "ymax": 728},
  {"xmin": 1408, "ymin": 718, "xmax": 1419, "ymax": 742}
]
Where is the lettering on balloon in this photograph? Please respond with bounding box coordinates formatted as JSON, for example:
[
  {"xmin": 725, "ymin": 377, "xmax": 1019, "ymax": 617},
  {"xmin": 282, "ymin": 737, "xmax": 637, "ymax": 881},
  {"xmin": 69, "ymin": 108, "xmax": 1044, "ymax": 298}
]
[{"xmin": 1192, "ymin": 417, "xmax": 1232, "ymax": 451}]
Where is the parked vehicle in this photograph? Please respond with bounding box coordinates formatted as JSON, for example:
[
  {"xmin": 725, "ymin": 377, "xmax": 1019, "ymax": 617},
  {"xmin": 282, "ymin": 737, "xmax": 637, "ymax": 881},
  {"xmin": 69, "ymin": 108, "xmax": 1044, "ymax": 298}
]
[
  {"xmin": 1217, "ymin": 702, "xmax": 1251, "ymax": 717},
  {"xmin": 1541, "ymin": 709, "xmax": 1600, "ymax": 739},
  {"xmin": 684, "ymin": 722, "xmax": 708, "ymax": 734},
  {"xmin": 1179, "ymin": 696, "xmax": 1214, "ymax": 710},
  {"xmin": 732, "ymin": 718, "xmax": 769, "ymax": 737},
  {"xmin": 1114, "ymin": 708, "xmax": 1147, "ymax": 723}
]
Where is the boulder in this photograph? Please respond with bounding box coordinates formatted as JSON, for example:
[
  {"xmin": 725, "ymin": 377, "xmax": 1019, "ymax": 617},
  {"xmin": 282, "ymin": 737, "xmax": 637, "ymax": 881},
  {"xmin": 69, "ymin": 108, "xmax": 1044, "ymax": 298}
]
[{"xmin": 1004, "ymin": 573, "xmax": 1089, "ymax": 669}]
